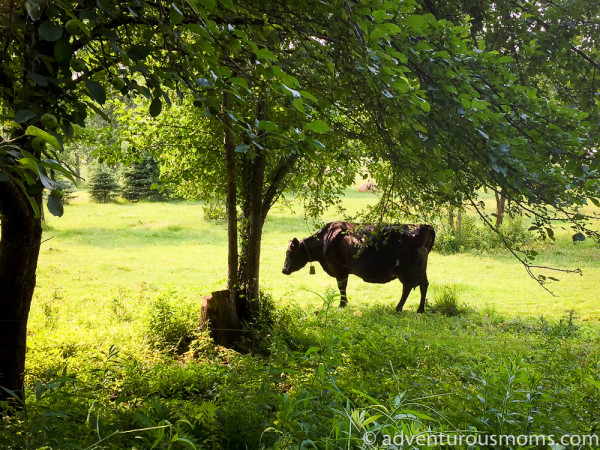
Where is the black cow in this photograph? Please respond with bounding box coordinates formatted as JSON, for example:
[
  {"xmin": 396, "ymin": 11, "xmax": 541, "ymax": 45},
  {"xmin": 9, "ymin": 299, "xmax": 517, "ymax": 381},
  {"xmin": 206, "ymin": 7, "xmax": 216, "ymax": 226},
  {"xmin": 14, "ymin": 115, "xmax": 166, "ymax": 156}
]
[{"xmin": 282, "ymin": 221, "xmax": 435, "ymax": 312}]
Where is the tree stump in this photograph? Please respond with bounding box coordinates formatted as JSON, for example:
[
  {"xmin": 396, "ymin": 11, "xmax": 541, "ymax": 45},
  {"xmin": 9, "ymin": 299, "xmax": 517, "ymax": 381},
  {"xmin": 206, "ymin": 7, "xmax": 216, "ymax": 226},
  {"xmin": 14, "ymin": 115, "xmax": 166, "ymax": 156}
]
[{"xmin": 200, "ymin": 289, "xmax": 242, "ymax": 347}]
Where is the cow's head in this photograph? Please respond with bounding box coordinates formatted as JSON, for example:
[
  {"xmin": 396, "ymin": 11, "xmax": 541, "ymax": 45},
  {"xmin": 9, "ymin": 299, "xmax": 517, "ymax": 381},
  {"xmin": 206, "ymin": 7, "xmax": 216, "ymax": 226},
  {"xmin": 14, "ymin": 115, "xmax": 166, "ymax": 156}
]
[{"xmin": 282, "ymin": 238, "xmax": 308, "ymax": 275}]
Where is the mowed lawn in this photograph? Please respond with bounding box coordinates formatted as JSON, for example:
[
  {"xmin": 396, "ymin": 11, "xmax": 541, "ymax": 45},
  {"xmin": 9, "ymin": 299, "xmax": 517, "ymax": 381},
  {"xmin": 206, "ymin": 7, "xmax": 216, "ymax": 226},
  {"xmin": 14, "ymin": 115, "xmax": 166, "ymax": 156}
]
[{"xmin": 35, "ymin": 189, "xmax": 600, "ymax": 327}]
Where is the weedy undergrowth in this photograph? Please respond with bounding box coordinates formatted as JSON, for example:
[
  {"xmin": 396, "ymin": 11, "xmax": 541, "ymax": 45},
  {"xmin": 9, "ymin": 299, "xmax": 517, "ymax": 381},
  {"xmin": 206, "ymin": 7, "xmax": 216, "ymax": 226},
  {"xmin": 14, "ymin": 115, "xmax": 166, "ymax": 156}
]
[{"xmin": 429, "ymin": 284, "xmax": 468, "ymax": 317}]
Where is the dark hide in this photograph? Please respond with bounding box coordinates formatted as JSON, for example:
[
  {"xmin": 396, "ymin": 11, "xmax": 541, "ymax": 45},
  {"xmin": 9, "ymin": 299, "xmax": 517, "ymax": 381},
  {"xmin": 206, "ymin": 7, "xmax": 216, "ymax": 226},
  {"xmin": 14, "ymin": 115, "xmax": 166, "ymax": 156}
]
[{"xmin": 282, "ymin": 221, "xmax": 435, "ymax": 312}]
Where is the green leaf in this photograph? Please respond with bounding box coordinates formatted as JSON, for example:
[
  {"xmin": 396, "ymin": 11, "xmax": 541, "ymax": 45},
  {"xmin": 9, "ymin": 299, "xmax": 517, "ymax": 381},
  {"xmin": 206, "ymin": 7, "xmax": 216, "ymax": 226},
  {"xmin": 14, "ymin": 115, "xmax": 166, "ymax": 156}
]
[
  {"xmin": 304, "ymin": 346, "xmax": 320, "ymax": 356},
  {"xmin": 372, "ymin": 9, "xmax": 389, "ymax": 22},
  {"xmin": 572, "ymin": 232, "xmax": 585, "ymax": 242},
  {"xmin": 13, "ymin": 178, "xmax": 40, "ymax": 218},
  {"xmin": 196, "ymin": 78, "xmax": 211, "ymax": 87},
  {"xmin": 38, "ymin": 21, "xmax": 63, "ymax": 41},
  {"xmin": 235, "ymin": 144, "xmax": 251, "ymax": 153},
  {"xmin": 169, "ymin": 4, "xmax": 184, "ymax": 24},
  {"xmin": 15, "ymin": 109, "xmax": 36, "ymax": 123},
  {"xmin": 28, "ymin": 72, "xmax": 48, "ymax": 87},
  {"xmin": 292, "ymin": 97, "xmax": 305, "ymax": 113},
  {"xmin": 283, "ymin": 84, "xmax": 301, "ymax": 98},
  {"xmin": 258, "ymin": 121, "xmax": 278, "ymax": 132},
  {"xmin": 54, "ymin": 37, "xmax": 73, "ymax": 66},
  {"xmin": 17, "ymin": 157, "xmax": 40, "ymax": 173},
  {"xmin": 304, "ymin": 120, "xmax": 330, "ymax": 134},
  {"xmin": 40, "ymin": 160, "xmax": 76, "ymax": 182},
  {"xmin": 127, "ymin": 45, "xmax": 151, "ymax": 61},
  {"xmin": 476, "ymin": 128, "xmax": 489, "ymax": 140},
  {"xmin": 255, "ymin": 48, "xmax": 277, "ymax": 61},
  {"xmin": 47, "ymin": 193, "xmax": 64, "ymax": 217},
  {"xmin": 85, "ymin": 81, "xmax": 106, "ymax": 105},
  {"xmin": 25, "ymin": 0, "xmax": 44, "ymax": 20},
  {"xmin": 229, "ymin": 77, "xmax": 248, "ymax": 89},
  {"xmin": 392, "ymin": 79, "xmax": 410, "ymax": 94},
  {"xmin": 25, "ymin": 126, "xmax": 62, "ymax": 150},
  {"xmin": 85, "ymin": 101, "xmax": 111, "ymax": 122},
  {"xmin": 0, "ymin": 170, "xmax": 8, "ymax": 182},
  {"xmin": 149, "ymin": 97, "xmax": 163, "ymax": 117}
]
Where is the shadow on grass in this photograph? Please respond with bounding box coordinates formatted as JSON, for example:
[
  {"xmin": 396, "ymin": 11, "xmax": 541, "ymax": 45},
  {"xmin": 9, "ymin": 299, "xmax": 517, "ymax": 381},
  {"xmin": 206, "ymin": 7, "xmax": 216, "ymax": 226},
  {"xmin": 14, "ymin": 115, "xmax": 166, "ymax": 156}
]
[{"xmin": 43, "ymin": 226, "xmax": 227, "ymax": 249}]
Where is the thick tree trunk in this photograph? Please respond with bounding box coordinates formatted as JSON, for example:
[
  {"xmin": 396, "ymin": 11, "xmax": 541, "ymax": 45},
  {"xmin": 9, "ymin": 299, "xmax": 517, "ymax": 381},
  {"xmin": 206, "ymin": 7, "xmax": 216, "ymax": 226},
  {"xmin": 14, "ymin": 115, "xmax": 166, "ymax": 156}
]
[
  {"xmin": 495, "ymin": 191, "xmax": 506, "ymax": 227},
  {"xmin": 0, "ymin": 181, "xmax": 43, "ymax": 401}
]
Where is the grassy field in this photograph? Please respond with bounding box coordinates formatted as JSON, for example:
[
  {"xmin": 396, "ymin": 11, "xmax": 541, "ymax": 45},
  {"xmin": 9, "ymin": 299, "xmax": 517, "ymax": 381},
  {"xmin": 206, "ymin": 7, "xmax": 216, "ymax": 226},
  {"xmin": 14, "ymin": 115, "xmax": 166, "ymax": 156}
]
[
  {"xmin": 36, "ymin": 189, "xmax": 600, "ymax": 321},
  {"xmin": 9, "ymin": 190, "xmax": 600, "ymax": 448}
]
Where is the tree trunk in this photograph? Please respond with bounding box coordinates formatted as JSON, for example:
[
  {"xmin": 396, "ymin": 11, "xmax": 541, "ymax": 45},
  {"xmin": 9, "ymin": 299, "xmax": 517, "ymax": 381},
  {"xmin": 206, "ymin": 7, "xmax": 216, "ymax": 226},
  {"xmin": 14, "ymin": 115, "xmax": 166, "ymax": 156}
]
[
  {"xmin": 75, "ymin": 152, "xmax": 81, "ymax": 179},
  {"xmin": 456, "ymin": 206, "xmax": 463, "ymax": 233},
  {"xmin": 0, "ymin": 180, "xmax": 43, "ymax": 402},
  {"xmin": 447, "ymin": 206, "xmax": 455, "ymax": 231},
  {"xmin": 199, "ymin": 92, "xmax": 242, "ymax": 345},
  {"xmin": 236, "ymin": 101, "xmax": 267, "ymax": 322},
  {"xmin": 495, "ymin": 191, "xmax": 506, "ymax": 227},
  {"xmin": 222, "ymin": 92, "xmax": 239, "ymax": 297}
]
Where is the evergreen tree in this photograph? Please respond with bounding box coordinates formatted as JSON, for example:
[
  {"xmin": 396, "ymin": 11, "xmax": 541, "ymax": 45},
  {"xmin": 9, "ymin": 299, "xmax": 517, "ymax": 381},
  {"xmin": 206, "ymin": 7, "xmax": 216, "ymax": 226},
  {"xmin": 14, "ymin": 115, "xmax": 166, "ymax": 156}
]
[
  {"xmin": 89, "ymin": 165, "xmax": 119, "ymax": 203},
  {"xmin": 120, "ymin": 155, "xmax": 163, "ymax": 201}
]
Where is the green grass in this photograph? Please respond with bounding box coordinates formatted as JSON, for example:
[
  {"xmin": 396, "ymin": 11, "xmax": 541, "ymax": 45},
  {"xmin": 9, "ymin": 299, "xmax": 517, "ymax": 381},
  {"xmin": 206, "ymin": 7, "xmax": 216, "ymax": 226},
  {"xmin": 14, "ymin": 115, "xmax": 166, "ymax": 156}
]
[{"xmin": 8, "ymin": 190, "xmax": 600, "ymax": 448}]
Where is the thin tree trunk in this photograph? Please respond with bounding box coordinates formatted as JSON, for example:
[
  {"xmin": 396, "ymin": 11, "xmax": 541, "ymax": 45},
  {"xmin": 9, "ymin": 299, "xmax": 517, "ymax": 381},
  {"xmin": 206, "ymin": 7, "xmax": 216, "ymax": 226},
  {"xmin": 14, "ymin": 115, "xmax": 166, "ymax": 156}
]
[
  {"xmin": 0, "ymin": 181, "xmax": 43, "ymax": 402},
  {"xmin": 243, "ymin": 146, "xmax": 266, "ymax": 310},
  {"xmin": 236, "ymin": 101, "xmax": 267, "ymax": 321},
  {"xmin": 222, "ymin": 92, "xmax": 238, "ymax": 295},
  {"xmin": 456, "ymin": 206, "xmax": 462, "ymax": 232},
  {"xmin": 448, "ymin": 206, "xmax": 455, "ymax": 231},
  {"xmin": 75, "ymin": 152, "xmax": 81, "ymax": 179},
  {"xmin": 199, "ymin": 92, "xmax": 242, "ymax": 347},
  {"xmin": 495, "ymin": 191, "xmax": 506, "ymax": 227}
]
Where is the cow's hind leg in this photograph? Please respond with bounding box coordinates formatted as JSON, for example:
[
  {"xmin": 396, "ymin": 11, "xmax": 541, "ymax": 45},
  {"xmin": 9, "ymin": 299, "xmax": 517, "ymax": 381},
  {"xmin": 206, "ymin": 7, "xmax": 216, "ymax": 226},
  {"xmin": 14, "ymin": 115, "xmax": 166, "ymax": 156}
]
[
  {"xmin": 396, "ymin": 282, "xmax": 411, "ymax": 312},
  {"xmin": 337, "ymin": 277, "xmax": 348, "ymax": 307},
  {"xmin": 417, "ymin": 276, "xmax": 429, "ymax": 313}
]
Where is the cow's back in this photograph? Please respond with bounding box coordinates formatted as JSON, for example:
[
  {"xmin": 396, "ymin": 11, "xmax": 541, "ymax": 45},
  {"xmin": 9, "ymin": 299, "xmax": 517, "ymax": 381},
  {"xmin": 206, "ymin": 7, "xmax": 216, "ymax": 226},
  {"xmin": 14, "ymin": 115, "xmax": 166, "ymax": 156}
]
[{"xmin": 325, "ymin": 223, "xmax": 434, "ymax": 286}]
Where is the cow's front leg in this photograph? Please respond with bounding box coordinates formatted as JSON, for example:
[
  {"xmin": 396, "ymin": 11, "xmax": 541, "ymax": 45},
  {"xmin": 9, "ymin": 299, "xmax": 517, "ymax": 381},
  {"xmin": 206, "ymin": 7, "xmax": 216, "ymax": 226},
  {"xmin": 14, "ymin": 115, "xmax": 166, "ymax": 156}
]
[
  {"xmin": 396, "ymin": 282, "xmax": 411, "ymax": 312},
  {"xmin": 337, "ymin": 277, "xmax": 348, "ymax": 307}
]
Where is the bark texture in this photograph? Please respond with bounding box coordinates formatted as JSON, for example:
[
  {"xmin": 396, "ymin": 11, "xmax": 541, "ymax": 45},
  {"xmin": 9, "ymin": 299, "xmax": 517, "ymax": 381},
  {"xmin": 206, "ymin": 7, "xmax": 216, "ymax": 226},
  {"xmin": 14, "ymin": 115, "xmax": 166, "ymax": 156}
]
[
  {"xmin": 0, "ymin": 180, "xmax": 42, "ymax": 401},
  {"xmin": 200, "ymin": 290, "xmax": 242, "ymax": 347}
]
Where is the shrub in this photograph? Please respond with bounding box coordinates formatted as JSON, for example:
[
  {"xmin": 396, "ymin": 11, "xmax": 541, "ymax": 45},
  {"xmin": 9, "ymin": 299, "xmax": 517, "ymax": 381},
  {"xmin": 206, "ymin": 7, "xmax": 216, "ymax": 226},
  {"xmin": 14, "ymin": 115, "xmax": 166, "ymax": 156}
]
[
  {"xmin": 145, "ymin": 293, "xmax": 199, "ymax": 353},
  {"xmin": 202, "ymin": 196, "xmax": 226, "ymax": 222},
  {"xmin": 89, "ymin": 165, "xmax": 119, "ymax": 203},
  {"xmin": 435, "ymin": 214, "xmax": 534, "ymax": 254},
  {"xmin": 237, "ymin": 290, "xmax": 277, "ymax": 354}
]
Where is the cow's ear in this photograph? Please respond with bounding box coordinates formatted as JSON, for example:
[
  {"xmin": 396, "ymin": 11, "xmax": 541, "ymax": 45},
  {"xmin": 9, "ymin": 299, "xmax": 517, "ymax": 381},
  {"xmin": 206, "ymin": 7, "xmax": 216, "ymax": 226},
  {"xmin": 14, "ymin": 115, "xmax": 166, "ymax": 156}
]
[{"xmin": 291, "ymin": 238, "xmax": 299, "ymax": 247}]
